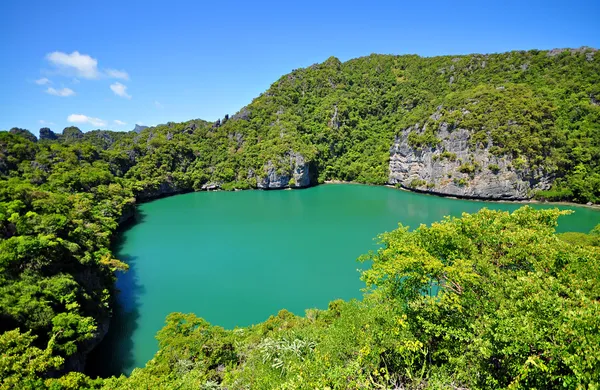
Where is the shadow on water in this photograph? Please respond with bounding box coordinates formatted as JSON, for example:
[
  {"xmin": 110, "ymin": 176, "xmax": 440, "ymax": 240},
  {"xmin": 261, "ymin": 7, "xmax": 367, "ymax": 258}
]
[{"xmin": 86, "ymin": 209, "xmax": 147, "ymax": 378}]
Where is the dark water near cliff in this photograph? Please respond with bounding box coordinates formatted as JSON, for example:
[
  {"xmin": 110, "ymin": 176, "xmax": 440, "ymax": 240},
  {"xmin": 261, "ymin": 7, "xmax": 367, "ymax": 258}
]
[{"xmin": 87, "ymin": 184, "xmax": 600, "ymax": 376}]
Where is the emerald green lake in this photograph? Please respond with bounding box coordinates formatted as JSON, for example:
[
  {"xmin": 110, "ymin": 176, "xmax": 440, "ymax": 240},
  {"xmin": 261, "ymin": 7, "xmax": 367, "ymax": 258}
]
[{"xmin": 87, "ymin": 184, "xmax": 600, "ymax": 376}]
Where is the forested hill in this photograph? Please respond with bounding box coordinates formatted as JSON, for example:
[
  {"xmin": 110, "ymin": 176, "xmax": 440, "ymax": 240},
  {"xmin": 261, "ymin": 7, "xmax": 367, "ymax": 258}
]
[
  {"xmin": 0, "ymin": 48, "xmax": 599, "ymax": 389},
  {"xmin": 5, "ymin": 47, "xmax": 600, "ymax": 203}
]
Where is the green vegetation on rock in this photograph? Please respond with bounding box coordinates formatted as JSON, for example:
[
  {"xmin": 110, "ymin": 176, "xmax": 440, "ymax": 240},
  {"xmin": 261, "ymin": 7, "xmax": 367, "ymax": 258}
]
[{"xmin": 1, "ymin": 47, "xmax": 600, "ymax": 388}]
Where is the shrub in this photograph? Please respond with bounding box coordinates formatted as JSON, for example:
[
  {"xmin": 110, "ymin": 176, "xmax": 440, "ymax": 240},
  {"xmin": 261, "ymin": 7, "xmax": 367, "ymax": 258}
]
[{"xmin": 488, "ymin": 164, "xmax": 500, "ymax": 174}]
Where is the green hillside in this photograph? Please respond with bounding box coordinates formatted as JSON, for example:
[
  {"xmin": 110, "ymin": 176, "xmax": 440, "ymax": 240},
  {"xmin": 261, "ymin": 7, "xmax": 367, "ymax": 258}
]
[{"xmin": 1, "ymin": 48, "xmax": 600, "ymax": 389}]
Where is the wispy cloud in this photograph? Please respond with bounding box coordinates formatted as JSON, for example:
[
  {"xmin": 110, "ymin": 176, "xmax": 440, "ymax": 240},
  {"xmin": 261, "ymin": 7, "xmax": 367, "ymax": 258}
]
[
  {"xmin": 39, "ymin": 120, "xmax": 55, "ymax": 125},
  {"xmin": 35, "ymin": 77, "xmax": 51, "ymax": 85},
  {"xmin": 46, "ymin": 87, "xmax": 75, "ymax": 97},
  {"xmin": 114, "ymin": 119, "xmax": 127, "ymax": 126},
  {"xmin": 154, "ymin": 100, "xmax": 163, "ymax": 109},
  {"xmin": 110, "ymin": 82, "xmax": 131, "ymax": 99},
  {"xmin": 67, "ymin": 114, "xmax": 107, "ymax": 127},
  {"xmin": 105, "ymin": 69, "xmax": 129, "ymax": 80}
]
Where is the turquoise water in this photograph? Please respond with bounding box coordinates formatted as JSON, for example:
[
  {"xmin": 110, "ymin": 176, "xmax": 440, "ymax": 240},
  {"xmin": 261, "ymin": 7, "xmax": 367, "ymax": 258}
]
[{"xmin": 87, "ymin": 184, "xmax": 600, "ymax": 376}]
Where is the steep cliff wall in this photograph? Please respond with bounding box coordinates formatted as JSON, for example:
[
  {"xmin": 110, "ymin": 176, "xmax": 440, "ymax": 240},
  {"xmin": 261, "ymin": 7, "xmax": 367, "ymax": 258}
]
[
  {"xmin": 389, "ymin": 124, "xmax": 552, "ymax": 199},
  {"xmin": 256, "ymin": 152, "xmax": 312, "ymax": 189}
]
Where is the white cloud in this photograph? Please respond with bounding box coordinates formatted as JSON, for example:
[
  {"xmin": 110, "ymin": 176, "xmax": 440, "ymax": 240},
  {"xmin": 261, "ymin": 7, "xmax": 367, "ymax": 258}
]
[
  {"xmin": 110, "ymin": 82, "xmax": 131, "ymax": 99},
  {"xmin": 39, "ymin": 120, "xmax": 55, "ymax": 125},
  {"xmin": 114, "ymin": 120, "xmax": 127, "ymax": 126},
  {"xmin": 46, "ymin": 87, "xmax": 76, "ymax": 97},
  {"xmin": 35, "ymin": 77, "xmax": 51, "ymax": 85},
  {"xmin": 67, "ymin": 114, "xmax": 107, "ymax": 127},
  {"xmin": 43, "ymin": 51, "xmax": 129, "ymax": 82},
  {"xmin": 105, "ymin": 69, "xmax": 129, "ymax": 80},
  {"xmin": 46, "ymin": 51, "xmax": 100, "ymax": 79},
  {"xmin": 154, "ymin": 100, "xmax": 163, "ymax": 109},
  {"xmin": 72, "ymin": 78, "xmax": 80, "ymax": 84}
]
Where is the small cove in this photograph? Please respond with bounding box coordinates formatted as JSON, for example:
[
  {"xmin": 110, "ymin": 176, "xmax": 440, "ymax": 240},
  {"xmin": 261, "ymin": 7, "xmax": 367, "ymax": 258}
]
[{"xmin": 87, "ymin": 184, "xmax": 600, "ymax": 376}]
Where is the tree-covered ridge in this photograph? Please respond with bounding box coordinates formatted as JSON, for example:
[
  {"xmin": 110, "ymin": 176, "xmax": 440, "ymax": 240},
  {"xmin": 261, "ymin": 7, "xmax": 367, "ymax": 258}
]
[
  {"xmin": 245, "ymin": 48, "xmax": 600, "ymax": 200},
  {"xmin": 1, "ymin": 47, "xmax": 600, "ymax": 388},
  {"xmin": 5, "ymin": 47, "xmax": 600, "ymax": 201},
  {"xmin": 0, "ymin": 131, "xmax": 134, "ymax": 380}
]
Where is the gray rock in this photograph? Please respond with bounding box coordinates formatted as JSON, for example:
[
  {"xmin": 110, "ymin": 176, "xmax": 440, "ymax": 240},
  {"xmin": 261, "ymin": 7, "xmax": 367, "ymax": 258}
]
[
  {"xmin": 185, "ymin": 122, "xmax": 197, "ymax": 133},
  {"xmin": 133, "ymin": 124, "xmax": 148, "ymax": 133},
  {"xmin": 201, "ymin": 182, "xmax": 221, "ymax": 191},
  {"xmin": 291, "ymin": 153, "xmax": 311, "ymax": 187},
  {"xmin": 30, "ymin": 160, "xmax": 49, "ymax": 172},
  {"xmin": 256, "ymin": 152, "xmax": 311, "ymax": 189},
  {"xmin": 9, "ymin": 127, "xmax": 37, "ymax": 142},
  {"xmin": 388, "ymin": 126, "xmax": 552, "ymax": 200},
  {"xmin": 547, "ymin": 46, "xmax": 598, "ymax": 57},
  {"xmin": 232, "ymin": 106, "xmax": 251, "ymax": 121},
  {"xmin": 62, "ymin": 126, "xmax": 83, "ymax": 141},
  {"xmin": 257, "ymin": 161, "xmax": 290, "ymax": 189},
  {"xmin": 329, "ymin": 105, "xmax": 340, "ymax": 129},
  {"xmin": 39, "ymin": 127, "xmax": 58, "ymax": 140},
  {"xmin": 137, "ymin": 180, "xmax": 186, "ymax": 201},
  {"xmin": 429, "ymin": 105, "xmax": 443, "ymax": 121},
  {"xmin": 228, "ymin": 132, "xmax": 244, "ymax": 148}
]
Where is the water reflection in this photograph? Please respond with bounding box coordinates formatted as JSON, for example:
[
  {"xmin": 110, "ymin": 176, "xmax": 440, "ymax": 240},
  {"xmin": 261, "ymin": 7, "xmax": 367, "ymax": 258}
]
[{"xmin": 86, "ymin": 213, "xmax": 146, "ymax": 377}]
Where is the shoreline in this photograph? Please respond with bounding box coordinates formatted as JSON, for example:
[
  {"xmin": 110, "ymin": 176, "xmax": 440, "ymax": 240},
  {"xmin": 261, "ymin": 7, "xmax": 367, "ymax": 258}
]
[
  {"xmin": 322, "ymin": 180, "xmax": 599, "ymax": 210},
  {"xmin": 130, "ymin": 180, "xmax": 599, "ymax": 211}
]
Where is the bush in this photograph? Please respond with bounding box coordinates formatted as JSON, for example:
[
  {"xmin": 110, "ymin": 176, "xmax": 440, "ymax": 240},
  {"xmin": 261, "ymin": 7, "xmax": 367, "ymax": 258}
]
[{"xmin": 409, "ymin": 178, "xmax": 427, "ymax": 188}]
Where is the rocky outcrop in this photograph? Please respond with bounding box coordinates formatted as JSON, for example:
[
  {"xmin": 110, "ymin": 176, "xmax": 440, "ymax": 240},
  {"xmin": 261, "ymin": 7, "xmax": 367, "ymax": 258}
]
[
  {"xmin": 389, "ymin": 125, "xmax": 552, "ymax": 200},
  {"xmin": 256, "ymin": 152, "xmax": 312, "ymax": 189},
  {"xmin": 9, "ymin": 127, "xmax": 37, "ymax": 142},
  {"xmin": 133, "ymin": 124, "xmax": 148, "ymax": 133},
  {"xmin": 62, "ymin": 126, "xmax": 83, "ymax": 141},
  {"xmin": 118, "ymin": 201, "xmax": 137, "ymax": 224},
  {"xmin": 136, "ymin": 180, "xmax": 189, "ymax": 201},
  {"xmin": 39, "ymin": 127, "xmax": 58, "ymax": 140},
  {"xmin": 201, "ymin": 182, "xmax": 221, "ymax": 191},
  {"xmin": 547, "ymin": 46, "xmax": 597, "ymax": 58},
  {"xmin": 232, "ymin": 106, "xmax": 251, "ymax": 121}
]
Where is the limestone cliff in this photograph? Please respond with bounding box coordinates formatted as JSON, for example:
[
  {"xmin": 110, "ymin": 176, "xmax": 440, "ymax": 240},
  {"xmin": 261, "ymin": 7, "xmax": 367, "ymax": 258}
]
[
  {"xmin": 389, "ymin": 124, "xmax": 552, "ymax": 200},
  {"xmin": 256, "ymin": 152, "xmax": 312, "ymax": 189},
  {"xmin": 136, "ymin": 179, "xmax": 189, "ymax": 201}
]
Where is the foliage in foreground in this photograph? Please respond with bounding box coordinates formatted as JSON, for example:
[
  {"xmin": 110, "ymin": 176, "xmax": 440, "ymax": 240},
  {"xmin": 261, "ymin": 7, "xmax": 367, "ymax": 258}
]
[{"xmin": 4, "ymin": 207, "xmax": 594, "ymax": 389}]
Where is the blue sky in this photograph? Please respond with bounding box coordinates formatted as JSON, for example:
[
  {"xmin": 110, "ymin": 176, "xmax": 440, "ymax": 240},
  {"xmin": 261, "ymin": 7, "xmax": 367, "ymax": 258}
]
[{"xmin": 1, "ymin": 0, "xmax": 599, "ymax": 135}]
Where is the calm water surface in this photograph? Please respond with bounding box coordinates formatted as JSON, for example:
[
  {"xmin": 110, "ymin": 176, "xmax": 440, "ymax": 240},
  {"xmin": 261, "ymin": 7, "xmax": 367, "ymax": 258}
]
[{"xmin": 88, "ymin": 184, "xmax": 600, "ymax": 375}]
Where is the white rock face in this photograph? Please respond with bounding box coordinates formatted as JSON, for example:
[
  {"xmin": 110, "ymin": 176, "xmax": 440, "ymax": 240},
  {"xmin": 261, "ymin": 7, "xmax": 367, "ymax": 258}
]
[
  {"xmin": 256, "ymin": 152, "xmax": 311, "ymax": 189},
  {"xmin": 389, "ymin": 125, "xmax": 552, "ymax": 199}
]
